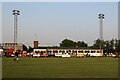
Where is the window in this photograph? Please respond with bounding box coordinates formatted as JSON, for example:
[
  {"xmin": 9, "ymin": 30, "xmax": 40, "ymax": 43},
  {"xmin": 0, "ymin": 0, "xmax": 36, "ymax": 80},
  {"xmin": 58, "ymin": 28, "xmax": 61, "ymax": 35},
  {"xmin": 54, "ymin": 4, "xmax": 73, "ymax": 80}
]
[
  {"xmin": 47, "ymin": 51, "xmax": 52, "ymax": 53},
  {"xmin": 53, "ymin": 50, "xmax": 58, "ymax": 53},
  {"xmin": 78, "ymin": 51, "xmax": 83, "ymax": 53},
  {"xmin": 85, "ymin": 51, "xmax": 89, "ymax": 53},
  {"xmin": 66, "ymin": 50, "xmax": 69, "ymax": 53},
  {"xmin": 97, "ymin": 50, "xmax": 100, "ymax": 53},
  {"xmin": 72, "ymin": 50, "xmax": 77, "ymax": 53},
  {"xmin": 91, "ymin": 51, "xmax": 95, "ymax": 53}
]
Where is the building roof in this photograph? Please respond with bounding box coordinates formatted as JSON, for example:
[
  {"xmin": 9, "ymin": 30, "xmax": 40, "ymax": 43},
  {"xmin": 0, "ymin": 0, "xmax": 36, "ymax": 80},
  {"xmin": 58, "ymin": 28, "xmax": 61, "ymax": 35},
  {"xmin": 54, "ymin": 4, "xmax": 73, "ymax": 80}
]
[{"xmin": 35, "ymin": 46, "xmax": 101, "ymax": 50}]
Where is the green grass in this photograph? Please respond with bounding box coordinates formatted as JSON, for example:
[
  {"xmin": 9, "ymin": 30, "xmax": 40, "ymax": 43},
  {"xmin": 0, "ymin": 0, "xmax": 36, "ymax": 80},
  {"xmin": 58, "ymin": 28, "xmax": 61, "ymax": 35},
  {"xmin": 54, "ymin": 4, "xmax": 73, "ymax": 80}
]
[{"xmin": 2, "ymin": 57, "xmax": 118, "ymax": 78}]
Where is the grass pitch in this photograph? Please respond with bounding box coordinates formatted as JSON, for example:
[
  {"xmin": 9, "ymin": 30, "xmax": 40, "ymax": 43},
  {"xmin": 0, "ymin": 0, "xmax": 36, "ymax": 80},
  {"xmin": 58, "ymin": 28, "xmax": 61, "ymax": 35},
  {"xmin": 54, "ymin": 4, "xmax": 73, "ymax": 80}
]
[{"xmin": 2, "ymin": 57, "xmax": 118, "ymax": 78}]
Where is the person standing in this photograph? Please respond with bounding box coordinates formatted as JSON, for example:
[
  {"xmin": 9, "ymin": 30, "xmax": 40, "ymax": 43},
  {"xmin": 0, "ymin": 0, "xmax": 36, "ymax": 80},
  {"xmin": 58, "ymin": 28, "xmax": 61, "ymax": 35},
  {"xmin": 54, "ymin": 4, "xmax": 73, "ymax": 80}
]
[{"xmin": 14, "ymin": 50, "xmax": 20, "ymax": 61}]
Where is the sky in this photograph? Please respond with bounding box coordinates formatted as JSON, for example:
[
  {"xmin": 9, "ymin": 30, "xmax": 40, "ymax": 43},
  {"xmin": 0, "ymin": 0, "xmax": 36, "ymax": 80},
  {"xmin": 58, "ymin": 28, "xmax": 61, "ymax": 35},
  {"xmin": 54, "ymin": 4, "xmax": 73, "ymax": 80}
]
[{"xmin": 2, "ymin": 2, "xmax": 118, "ymax": 47}]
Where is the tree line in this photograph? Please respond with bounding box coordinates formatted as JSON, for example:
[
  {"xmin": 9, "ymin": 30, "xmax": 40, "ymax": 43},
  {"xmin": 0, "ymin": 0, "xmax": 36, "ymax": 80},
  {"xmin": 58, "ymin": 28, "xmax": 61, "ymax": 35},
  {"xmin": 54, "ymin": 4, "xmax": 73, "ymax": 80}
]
[
  {"xmin": 26, "ymin": 38, "xmax": 120, "ymax": 53},
  {"xmin": 59, "ymin": 39, "xmax": 120, "ymax": 53}
]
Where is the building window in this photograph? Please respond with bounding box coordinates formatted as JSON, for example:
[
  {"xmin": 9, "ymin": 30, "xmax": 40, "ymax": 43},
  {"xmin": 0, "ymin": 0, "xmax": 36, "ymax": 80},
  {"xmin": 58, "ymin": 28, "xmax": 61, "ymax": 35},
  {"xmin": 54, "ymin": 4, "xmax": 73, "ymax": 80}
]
[
  {"xmin": 78, "ymin": 51, "xmax": 83, "ymax": 53},
  {"xmin": 91, "ymin": 51, "xmax": 95, "ymax": 53},
  {"xmin": 85, "ymin": 51, "xmax": 89, "ymax": 53}
]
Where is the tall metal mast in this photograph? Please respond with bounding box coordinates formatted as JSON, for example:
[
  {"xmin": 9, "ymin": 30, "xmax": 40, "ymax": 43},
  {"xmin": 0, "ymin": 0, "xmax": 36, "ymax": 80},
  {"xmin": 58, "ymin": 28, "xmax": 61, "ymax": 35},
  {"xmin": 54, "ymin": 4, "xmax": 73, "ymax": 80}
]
[
  {"xmin": 98, "ymin": 14, "xmax": 104, "ymax": 53},
  {"xmin": 12, "ymin": 10, "xmax": 20, "ymax": 51}
]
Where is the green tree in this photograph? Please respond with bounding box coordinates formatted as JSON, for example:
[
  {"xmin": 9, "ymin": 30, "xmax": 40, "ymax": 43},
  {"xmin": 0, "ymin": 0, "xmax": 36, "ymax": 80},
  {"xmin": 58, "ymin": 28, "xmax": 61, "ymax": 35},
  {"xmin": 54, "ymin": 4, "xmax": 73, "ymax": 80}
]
[
  {"xmin": 92, "ymin": 39, "xmax": 105, "ymax": 50},
  {"xmin": 76, "ymin": 41, "xmax": 88, "ymax": 47},
  {"xmin": 60, "ymin": 39, "xmax": 75, "ymax": 47},
  {"xmin": 92, "ymin": 39, "xmax": 101, "ymax": 48},
  {"xmin": 104, "ymin": 40, "xmax": 110, "ymax": 53},
  {"xmin": 60, "ymin": 39, "xmax": 88, "ymax": 47},
  {"xmin": 23, "ymin": 44, "xmax": 28, "ymax": 51},
  {"xmin": 27, "ymin": 46, "xmax": 33, "ymax": 53},
  {"xmin": 109, "ymin": 39, "xmax": 115, "ymax": 53},
  {"xmin": 104, "ymin": 39, "xmax": 116, "ymax": 53},
  {"xmin": 115, "ymin": 39, "xmax": 120, "ymax": 53}
]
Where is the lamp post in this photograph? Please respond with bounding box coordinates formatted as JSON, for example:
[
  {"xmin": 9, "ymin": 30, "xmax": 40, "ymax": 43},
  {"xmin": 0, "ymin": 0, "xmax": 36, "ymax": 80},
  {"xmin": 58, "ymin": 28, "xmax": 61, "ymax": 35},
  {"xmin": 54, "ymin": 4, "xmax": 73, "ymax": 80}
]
[
  {"xmin": 98, "ymin": 14, "xmax": 104, "ymax": 53},
  {"xmin": 12, "ymin": 10, "xmax": 20, "ymax": 51}
]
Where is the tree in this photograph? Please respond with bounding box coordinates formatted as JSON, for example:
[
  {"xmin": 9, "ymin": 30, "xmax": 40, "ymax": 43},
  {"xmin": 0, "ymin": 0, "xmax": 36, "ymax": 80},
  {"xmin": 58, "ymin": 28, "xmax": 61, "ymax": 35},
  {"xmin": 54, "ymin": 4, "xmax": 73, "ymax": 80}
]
[
  {"xmin": 115, "ymin": 39, "xmax": 120, "ymax": 53},
  {"xmin": 60, "ymin": 39, "xmax": 88, "ymax": 47},
  {"xmin": 109, "ymin": 39, "xmax": 115, "ymax": 53},
  {"xmin": 92, "ymin": 39, "xmax": 101, "ymax": 48},
  {"xmin": 27, "ymin": 46, "xmax": 33, "ymax": 53},
  {"xmin": 76, "ymin": 41, "xmax": 88, "ymax": 47},
  {"xmin": 60, "ymin": 38, "xmax": 119, "ymax": 53},
  {"xmin": 60, "ymin": 39, "xmax": 75, "ymax": 47},
  {"xmin": 104, "ymin": 40, "xmax": 110, "ymax": 53},
  {"xmin": 92, "ymin": 39, "xmax": 105, "ymax": 49},
  {"xmin": 23, "ymin": 44, "xmax": 28, "ymax": 51}
]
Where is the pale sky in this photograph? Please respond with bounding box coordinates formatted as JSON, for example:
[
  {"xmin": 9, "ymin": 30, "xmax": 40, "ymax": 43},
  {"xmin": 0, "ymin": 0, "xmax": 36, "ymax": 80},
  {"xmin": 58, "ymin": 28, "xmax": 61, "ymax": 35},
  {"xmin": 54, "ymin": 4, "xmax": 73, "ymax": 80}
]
[{"xmin": 2, "ymin": 2, "xmax": 118, "ymax": 47}]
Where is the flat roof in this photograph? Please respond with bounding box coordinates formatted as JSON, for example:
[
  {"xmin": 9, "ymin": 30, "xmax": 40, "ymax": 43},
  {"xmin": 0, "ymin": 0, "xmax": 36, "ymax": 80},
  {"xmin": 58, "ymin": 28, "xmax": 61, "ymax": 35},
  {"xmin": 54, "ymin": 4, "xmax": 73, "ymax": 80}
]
[{"xmin": 35, "ymin": 46, "xmax": 102, "ymax": 50}]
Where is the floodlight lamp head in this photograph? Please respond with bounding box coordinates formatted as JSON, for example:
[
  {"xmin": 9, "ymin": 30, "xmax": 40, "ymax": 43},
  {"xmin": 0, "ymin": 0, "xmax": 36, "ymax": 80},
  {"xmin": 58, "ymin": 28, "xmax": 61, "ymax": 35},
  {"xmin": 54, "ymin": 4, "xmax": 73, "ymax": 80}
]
[
  {"xmin": 99, "ymin": 14, "xmax": 104, "ymax": 16},
  {"xmin": 99, "ymin": 14, "xmax": 102, "ymax": 16},
  {"xmin": 13, "ymin": 10, "xmax": 15, "ymax": 12},
  {"xmin": 98, "ymin": 14, "xmax": 105, "ymax": 19},
  {"xmin": 12, "ymin": 10, "xmax": 20, "ymax": 15},
  {"xmin": 102, "ymin": 17, "xmax": 104, "ymax": 19}
]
